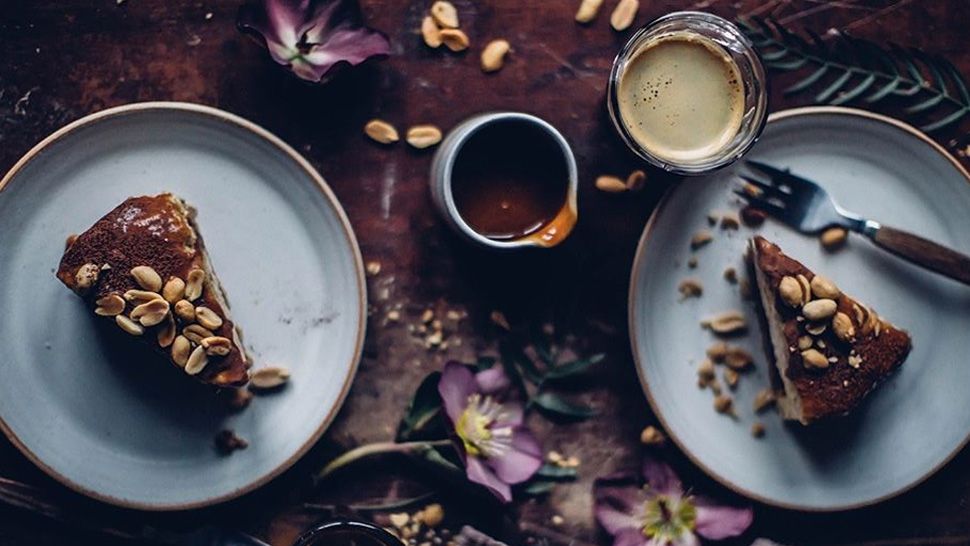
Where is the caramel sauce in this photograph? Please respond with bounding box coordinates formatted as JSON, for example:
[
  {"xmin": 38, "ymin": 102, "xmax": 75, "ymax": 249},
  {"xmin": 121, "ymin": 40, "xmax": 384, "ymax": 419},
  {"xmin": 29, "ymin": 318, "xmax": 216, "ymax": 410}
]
[{"xmin": 451, "ymin": 119, "xmax": 571, "ymax": 243}]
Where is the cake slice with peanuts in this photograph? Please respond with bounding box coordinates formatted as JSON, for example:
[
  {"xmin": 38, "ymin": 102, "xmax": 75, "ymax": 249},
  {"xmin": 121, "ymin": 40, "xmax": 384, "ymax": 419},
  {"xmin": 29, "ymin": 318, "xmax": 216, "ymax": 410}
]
[
  {"xmin": 749, "ymin": 236, "xmax": 911, "ymax": 424},
  {"xmin": 56, "ymin": 193, "xmax": 250, "ymax": 387}
]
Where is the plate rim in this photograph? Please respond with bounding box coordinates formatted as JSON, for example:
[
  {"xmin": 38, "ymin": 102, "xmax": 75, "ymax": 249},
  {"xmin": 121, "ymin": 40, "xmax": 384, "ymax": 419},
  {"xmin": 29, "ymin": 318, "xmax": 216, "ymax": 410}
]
[
  {"xmin": 0, "ymin": 101, "xmax": 368, "ymax": 511},
  {"xmin": 627, "ymin": 105, "xmax": 970, "ymax": 512}
]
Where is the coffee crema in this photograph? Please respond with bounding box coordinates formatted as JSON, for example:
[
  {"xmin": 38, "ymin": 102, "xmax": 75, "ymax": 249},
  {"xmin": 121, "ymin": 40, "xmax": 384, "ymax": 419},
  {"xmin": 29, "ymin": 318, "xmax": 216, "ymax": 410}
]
[{"xmin": 617, "ymin": 34, "xmax": 744, "ymax": 164}]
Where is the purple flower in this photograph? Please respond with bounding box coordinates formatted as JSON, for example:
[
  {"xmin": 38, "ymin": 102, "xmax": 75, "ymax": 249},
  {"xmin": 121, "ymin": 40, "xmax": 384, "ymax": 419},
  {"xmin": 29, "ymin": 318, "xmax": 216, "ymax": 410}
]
[
  {"xmin": 238, "ymin": 0, "xmax": 391, "ymax": 83},
  {"xmin": 594, "ymin": 456, "xmax": 753, "ymax": 546},
  {"xmin": 438, "ymin": 361, "xmax": 543, "ymax": 503}
]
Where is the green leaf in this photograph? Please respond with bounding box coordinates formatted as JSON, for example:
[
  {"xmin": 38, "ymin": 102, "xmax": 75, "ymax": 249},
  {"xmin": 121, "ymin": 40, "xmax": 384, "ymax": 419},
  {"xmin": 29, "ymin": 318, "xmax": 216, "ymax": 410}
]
[
  {"xmin": 536, "ymin": 464, "xmax": 578, "ymax": 480},
  {"xmin": 921, "ymin": 107, "xmax": 969, "ymax": 133},
  {"xmin": 545, "ymin": 353, "xmax": 605, "ymax": 380},
  {"xmin": 760, "ymin": 48, "xmax": 789, "ymax": 62},
  {"xmin": 865, "ymin": 76, "xmax": 900, "ymax": 103},
  {"xmin": 768, "ymin": 58, "xmax": 808, "ymax": 70},
  {"xmin": 498, "ymin": 342, "xmax": 530, "ymax": 392},
  {"xmin": 500, "ymin": 342, "xmax": 542, "ymax": 384},
  {"xmin": 941, "ymin": 56, "xmax": 970, "ymax": 103},
  {"xmin": 476, "ymin": 356, "xmax": 497, "ymax": 371},
  {"xmin": 815, "ymin": 70, "xmax": 854, "ymax": 102},
  {"xmin": 532, "ymin": 392, "xmax": 598, "ymax": 419},
  {"xmin": 905, "ymin": 93, "xmax": 945, "ymax": 113},
  {"xmin": 521, "ymin": 480, "xmax": 556, "ymax": 496},
  {"xmin": 830, "ymin": 73, "xmax": 876, "ymax": 105},
  {"xmin": 421, "ymin": 445, "xmax": 464, "ymax": 475},
  {"xmin": 784, "ymin": 64, "xmax": 830, "ymax": 95},
  {"xmin": 396, "ymin": 372, "xmax": 444, "ymax": 442}
]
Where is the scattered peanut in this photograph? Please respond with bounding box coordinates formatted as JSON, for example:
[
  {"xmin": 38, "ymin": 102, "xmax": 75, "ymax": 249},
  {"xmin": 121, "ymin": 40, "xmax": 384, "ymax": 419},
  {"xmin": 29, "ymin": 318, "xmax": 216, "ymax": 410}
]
[
  {"xmin": 724, "ymin": 368, "xmax": 739, "ymax": 388},
  {"xmin": 724, "ymin": 347, "xmax": 753, "ymax": 370},
  {"xmin": 713, "ymin": 394, "xmax": 734, "ymax": 415},
  {"xmin": 723, "ymin": 267, "xmax": 738, "ymax": 283},
  {"xmin": 820, "ymin": 227, "xmax": 848, "ymax": 251},
  {"xmin": 705, "ymin": 311, "xmax": 746, "ymax": 335},
  {"xmin": 740, "ymin": 206, "xmax": 767, "ymax": 227},
  {"xmin": 595, "ymin": 175, "xmax": 627, "ymax": 193},
  {"xmin": 753, "ymin": 389, "xmax": 776, "ymax": 412},
  {"xmin": 751, "ymin": 422, "xmax": 766, "ymax": 438},
  {"xmin": 625, "ymin": 169, "xmax": 646, "ymax": 191},
  {"xmin": 430, "ymin": 1, "xmax": 459, "ymax": 28},
  {"xmin": 421, "ymin": 15, "xmax": 442, "ymax": 48},
  {"xmin": 406, "ymin": 125, "xmax": 443, "ymax": 149},
  {"xmin": 480, "ymin": 39, "xmax": 510, "ymax": 72},
  {"xmin": 720, "ymin": 212, "xmax": 741, "ymax": 230},
  {"xmin": 364, "ymin": 119, "xmax": 399, "ymax": 144},
  {"xmin": 439, "ymin": 28, "xmax": 469, "ymax": 52},
  {"xmin": 250, "ymin": 366, "xmax": 291, "ymax": 390},
  {"xmin": 640, "ymin": 425, "xmax": 666, "ymax": 446},
  {"xmin": 690, "ymin": 230, "xmax": 713, "ymax": 249},
  {"xmin": 609, "ymin": 0, "xmax": 639, "ymax": 31},
  {"xmin": 678, "ymin": 278, "xmax": 703, "ymax": 299},
  {"xmin": 575, "ymin": 0, "xmax": 604, "ymax": 23}
]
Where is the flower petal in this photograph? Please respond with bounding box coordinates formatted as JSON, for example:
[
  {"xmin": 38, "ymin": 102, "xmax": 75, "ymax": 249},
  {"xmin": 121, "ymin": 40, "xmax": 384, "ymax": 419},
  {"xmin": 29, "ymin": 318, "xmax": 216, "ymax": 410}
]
[
  {"xmin": 668, "ymin": 533, "xmax": 700, "ymax": 546},
  {"xmin": 465, "ymin": 454, "xmax": 512, "ymax": 503},
  {"xmin": 438, "ymin": 362, "xmax": 476, "ymax": 423},
  {"xmin": 301, "ymin": 27, "xmax": 389, "ymax": 77},
  {"xmin": 475, "ymin": 365, "xmax": 511, "ymax": 394},
  {"xmin": 641, "ymin": 455, "xmax": 682, "ymax": 496},
  {"xmin": 593, "ymin": 474, "xmax": 645, "ymax": 535},
  {"xmin": 613, "ymin": 529, "xmax": 649, "ymax": 546},
  {"xmin": 693, "ymin": 496, "xmax": 754, "ymax": 540},
  {"xmin": 493, "ymin": 400, "xmax": 523, "ymax": 427},
  {"xmin": 487, "ymin": 429, "xmax": 542, "ymax": 484}
]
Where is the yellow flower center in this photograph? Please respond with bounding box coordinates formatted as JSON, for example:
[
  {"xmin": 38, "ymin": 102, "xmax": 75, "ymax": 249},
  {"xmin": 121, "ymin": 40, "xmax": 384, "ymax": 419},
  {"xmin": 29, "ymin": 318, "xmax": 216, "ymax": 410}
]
[
  {"xmin": 641, "ymin": 494, "xmax": 697, "ymax": 543},
  {"xmin": 454, "ymin": 393, "xmax": 513, "ymax": 459}
]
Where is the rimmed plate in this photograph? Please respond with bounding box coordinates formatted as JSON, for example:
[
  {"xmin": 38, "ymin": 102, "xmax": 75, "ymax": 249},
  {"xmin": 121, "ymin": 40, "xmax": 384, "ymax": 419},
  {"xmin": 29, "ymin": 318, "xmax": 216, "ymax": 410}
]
[
  {"xmin": 629, "ymin": 106, "xmax": 970, "ymax": 511},
  {"xmin": 0, "ymin": 102, "xmax": 366, "ymax": 510}
]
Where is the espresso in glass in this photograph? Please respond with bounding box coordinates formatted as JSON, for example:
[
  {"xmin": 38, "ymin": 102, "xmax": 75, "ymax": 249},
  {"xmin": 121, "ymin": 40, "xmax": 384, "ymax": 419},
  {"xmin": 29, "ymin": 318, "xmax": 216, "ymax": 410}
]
[{"xmin": 608, "ymin": 12, "xmax": 768, "ymax": 174}]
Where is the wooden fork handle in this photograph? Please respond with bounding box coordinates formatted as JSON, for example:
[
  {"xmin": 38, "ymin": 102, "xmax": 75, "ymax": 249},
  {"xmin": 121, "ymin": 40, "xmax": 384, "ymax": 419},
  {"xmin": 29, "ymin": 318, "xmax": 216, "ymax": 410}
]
[{"xmin": 871, "ymin": 226, "xmax": 970, "ymax": 285}]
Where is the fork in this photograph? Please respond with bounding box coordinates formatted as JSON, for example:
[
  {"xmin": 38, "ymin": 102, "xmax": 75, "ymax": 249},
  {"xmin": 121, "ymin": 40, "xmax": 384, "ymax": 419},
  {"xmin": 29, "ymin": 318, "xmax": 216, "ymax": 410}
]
[{"xmin": 736, "ymin": 160, "xmax": 970, "ymax": 285}]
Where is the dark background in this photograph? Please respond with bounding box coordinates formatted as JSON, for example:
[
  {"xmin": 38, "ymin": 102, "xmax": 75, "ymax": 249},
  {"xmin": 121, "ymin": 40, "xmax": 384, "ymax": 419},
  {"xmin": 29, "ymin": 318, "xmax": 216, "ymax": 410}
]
[{"xmin": 2, "ymin": 1, "xmax": 970, "ymax": 545}]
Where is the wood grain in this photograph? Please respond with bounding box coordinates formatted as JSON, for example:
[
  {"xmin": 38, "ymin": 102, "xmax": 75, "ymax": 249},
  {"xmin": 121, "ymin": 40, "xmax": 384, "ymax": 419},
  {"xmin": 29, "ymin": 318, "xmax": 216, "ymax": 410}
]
[
  {"xmin": 873, "ymin": 226, "xmax": 970, "ymax": 285},
  {"xmin": 2, "ymin": 1, "xmax": 970, "ymax": 545}
]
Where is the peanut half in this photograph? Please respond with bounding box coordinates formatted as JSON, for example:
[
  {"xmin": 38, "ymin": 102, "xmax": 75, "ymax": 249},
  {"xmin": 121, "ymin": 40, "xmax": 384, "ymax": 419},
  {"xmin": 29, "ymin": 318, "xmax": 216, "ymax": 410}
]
[
  {"xmin": 406, "ymin": 125, "xmax": 443, "ymax": 149},
  {"xmin": 364, "ymin": 119, "xmax": 400, "ymax": 144},
  {"xmin": 185, "ymin": 268, "xmax": 205, "ymax": 301},
  {"xmin": 430, "ymin": 1, "xmax": 459, "ymax": 28},
  {"xmin": 250, "ymin": 366, "xmax": 292, "ymax": 390},
  {"xmin": 595, "ymin": 175, "xmax": 627, "ymax": 193},
  {"xmin": 439, "ymin": 28, "xmax": 469, "ymax": 52},
  {"xmin": 610, "ymin": 0, "xmax": 639, "ymax": 31},
  {"xmin": 95, "ymin": 294, "xmax": 126, "ymax": 316},
  {"xmin": 131, "ymin": 265, "xmax": 162, "ymax": 292},
  {"xmin": 162, "ymin": 277, "xmax": 186, "ymax": 303},
  {"xmin": 575, "ymin": 0, "xmax": 604, "ymax": 23},
  {"xmin": 421, "ymin": 15, "xmax": 442, "ymax": 48},
  {"xmin": 481, "ymin": 39, "xmax": 510, "ymax": 72}
]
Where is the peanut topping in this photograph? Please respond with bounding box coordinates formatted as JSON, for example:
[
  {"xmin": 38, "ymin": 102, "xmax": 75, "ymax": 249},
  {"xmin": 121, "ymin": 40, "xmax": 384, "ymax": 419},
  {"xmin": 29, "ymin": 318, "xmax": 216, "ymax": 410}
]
[
  {"xmin": 130, "ymin": 265, "xmax": 162, "ymax": 292},
  {"xmin": 802, "ymin": 299, "xmax": 837, "ymax": 321},
  {"xmin": 130, "ymin": 298, "xmax": 170, "ymax": 327},
  {"xmin": 174, "ymin": 299, "xmax": 196, "ymax": 322},
  {"xmin": 115, "ymin": 315, "xmax": 144, "ymax": 336},
  {"xmin": 171, "ymin": 336, "xmax": 191, "ymax": 367},
  {"xmin": 801, "ymin": 348, "xmax": 830, "ymax": 370},
  {"xmin": 185, "ymin": 346, "xmax": 209, "ymax": 375},
  {"xmin": 832, "ymin": 312, "xmax": 855, "ymax": 342},
  {"xmin": 185, "ymin": 268, "xmax": 205, "ymax": 301},
  {"xmin": 778, "ymin": 276, "xmax": 803, "ymax": 308},
  {"xmin": 195, "ymin": 306, "xmax": 224, "ymax": 330},
  {"xmin": 809, "ymin": 275, "xmax": 841, "ymax": 300},
  {"xmin": 94, "ymin": 294, "xmax": 126, "ymax": 316},
  {"xmin": 201, "ymin": 336, "xmax": 233, "ymax": 356},
  {"xmin": 183, "ymin": 324, "xmax": 215, "ymax": 344},
  {"xmin": 75, "ymin": 263, "xmax": 100, "ymax": 292},
  {"xmin": 158, "ymin": 313, "xmax": 177, "ymax": 347},
  {"xmin": 162, "ymin": 277, "xmax": 186, "ymax": 303}
]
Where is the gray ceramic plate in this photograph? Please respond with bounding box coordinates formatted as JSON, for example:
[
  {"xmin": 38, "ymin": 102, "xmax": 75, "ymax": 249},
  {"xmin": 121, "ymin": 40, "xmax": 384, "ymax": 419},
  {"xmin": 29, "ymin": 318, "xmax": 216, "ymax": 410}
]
[
  {"xmin": 630, "ymin": 106, "xmax": 970, "ymax": 511},
  {"xmin": 0, "ymin": 103, "xmax": 366, "ymax": 510}
]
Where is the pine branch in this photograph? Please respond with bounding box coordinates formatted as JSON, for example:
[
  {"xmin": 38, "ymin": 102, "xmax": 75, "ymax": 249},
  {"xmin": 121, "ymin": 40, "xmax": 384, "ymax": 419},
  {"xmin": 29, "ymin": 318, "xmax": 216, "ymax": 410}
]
[{"xmin": 738, "ymin": 16, "xmax": 970, "ymax": 134}]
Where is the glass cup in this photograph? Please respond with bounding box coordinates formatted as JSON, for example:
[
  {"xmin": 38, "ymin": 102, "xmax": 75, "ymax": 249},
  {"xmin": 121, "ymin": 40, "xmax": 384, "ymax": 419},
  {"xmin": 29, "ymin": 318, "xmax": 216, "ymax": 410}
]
[
  {"xmin": 292, "ymin": 520, "xmax": 403, "ymax": 546},
  {"xmin": 607, "ymin": 11, "xmax": 768, "ymax": 175}
]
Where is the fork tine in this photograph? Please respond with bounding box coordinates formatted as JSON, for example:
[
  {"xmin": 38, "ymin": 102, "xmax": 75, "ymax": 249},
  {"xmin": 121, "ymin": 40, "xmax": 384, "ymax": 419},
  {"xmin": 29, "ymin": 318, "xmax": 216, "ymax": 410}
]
[
  {"xmin": 745, "ymin": 160, "xmax": 814, "ymax": 188},
  {"xmin": 733, "ymin": 189, "xmax": 788, "ymax": 217}
]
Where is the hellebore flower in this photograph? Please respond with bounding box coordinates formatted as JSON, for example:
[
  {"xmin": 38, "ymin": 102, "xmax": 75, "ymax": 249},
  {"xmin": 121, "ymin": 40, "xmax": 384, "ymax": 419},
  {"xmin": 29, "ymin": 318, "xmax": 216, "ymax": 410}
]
[
  {"xmin": 238, "ymin": 0, "xmax": 391, "ymax": 83},
  {"xmin": 438, "ymin": 361, "xmax": 543, "ymax": 502},
  {"xmin": 594, "ymin": 457, "xmax": 753, "ymax": 546}
]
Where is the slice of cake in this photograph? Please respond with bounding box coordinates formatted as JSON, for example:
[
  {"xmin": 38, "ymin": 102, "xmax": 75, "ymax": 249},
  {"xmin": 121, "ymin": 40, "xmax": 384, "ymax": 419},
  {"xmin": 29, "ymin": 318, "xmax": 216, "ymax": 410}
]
[
  {"xmin": 57, "ymin": 194, "xmax": 250, "ymax": 387},
  {"xmin": 750, "ymin": 236, "xmax": 911, "ymax": 424}
]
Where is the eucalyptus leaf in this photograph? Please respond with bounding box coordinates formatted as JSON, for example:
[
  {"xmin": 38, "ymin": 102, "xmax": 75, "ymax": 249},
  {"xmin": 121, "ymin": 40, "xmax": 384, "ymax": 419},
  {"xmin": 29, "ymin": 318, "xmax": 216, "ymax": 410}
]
[
  {"xmin": 536, "ymin": 464, "xmax": 578, "ymax": 480},
  {"xmin": 500, "ymin": 342, "xmax": 542, "ymax": 384},
  {"xmin": 396, "ymin": 372, "xmax": 444, "ymax": 442},
  {"xmin": 532, "ymin": 392, "xmax": 598, "ymax": 419},
  {"xmin": 521, "ymin": 480, "xmax": 556, "ymax": 496},
  {"xmin": 476, "ymin": 356, "xmax": 497, "ymax": 371},
  {"xmin": 739, "ymin": 18, "xmax": 970, "ymax": 134},
  {"xmin": 545, "ymin": 353, "xmax": 605, "ymax": 380}
]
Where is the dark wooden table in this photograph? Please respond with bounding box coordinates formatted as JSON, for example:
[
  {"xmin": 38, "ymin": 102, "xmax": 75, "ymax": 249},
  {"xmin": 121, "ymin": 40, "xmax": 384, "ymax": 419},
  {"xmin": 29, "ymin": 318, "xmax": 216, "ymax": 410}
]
[{"xmin": 3, "ymin": 1, "xmax": 970, "ymax": 545}]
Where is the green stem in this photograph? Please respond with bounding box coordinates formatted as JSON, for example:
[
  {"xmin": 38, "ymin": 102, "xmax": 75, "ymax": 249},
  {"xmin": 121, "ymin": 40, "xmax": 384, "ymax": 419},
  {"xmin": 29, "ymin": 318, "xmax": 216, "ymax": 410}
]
[{"xmin": 316, "ymin": 440, "xmax": 453, "ymax": 482}]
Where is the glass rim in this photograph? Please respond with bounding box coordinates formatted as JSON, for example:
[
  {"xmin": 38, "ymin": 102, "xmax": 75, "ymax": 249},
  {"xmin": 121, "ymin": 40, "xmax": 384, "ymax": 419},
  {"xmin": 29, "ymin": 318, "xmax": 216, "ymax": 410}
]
[{"xmin": 607, "ymin": 11, "xmax": 769, "ymax": 175}]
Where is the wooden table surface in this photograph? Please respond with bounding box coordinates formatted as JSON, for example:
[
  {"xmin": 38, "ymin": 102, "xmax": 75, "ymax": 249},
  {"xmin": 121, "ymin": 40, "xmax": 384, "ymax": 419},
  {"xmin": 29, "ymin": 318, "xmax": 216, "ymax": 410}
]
[{"xmin": 2, "ymin": 1, "xmax": 970, "ymax": 545}]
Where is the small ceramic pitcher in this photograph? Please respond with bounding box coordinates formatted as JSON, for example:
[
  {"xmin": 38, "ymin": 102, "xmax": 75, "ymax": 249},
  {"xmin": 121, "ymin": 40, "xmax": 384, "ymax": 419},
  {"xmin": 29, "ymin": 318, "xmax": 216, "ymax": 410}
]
[{"xmin": 430, "ymin": 112, "xmax": 579, "ymax": 250}]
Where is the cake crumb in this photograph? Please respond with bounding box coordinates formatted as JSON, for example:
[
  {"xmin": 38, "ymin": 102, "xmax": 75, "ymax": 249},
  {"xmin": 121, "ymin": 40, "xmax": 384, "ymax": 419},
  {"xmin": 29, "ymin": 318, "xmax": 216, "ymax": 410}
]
[
  {"xmin": 640, "ymin": 425, "xmax": 666, "ymax": 446},
  {"xmin": 707, "ymin": 211, "xmax": 719, "ymax": 226},
  {"xmin": 214, "ymin": 429, "xmax": 248, "ymax": 454},
  {"xmin": 687, "ymin": 256, "xmax": 698, "ymax": 268},
  {"xmin": 720, "ymin": 212, "xmax": 741, "ymax": 230},
  {"xmin": 723, "ymin": 267, "xmax": 738, "ymax": 283},
  {"xmin": 753, "ymin": 388, "xmax": 776, "ymax": 412},
  {"xmin": 690, "ymin": 230, "xmax": 713, "ymax": 249},
  {"xmin": 678, "ymin": 278, "xmax": 703, "ymax": 299},
  {"xmin": 723, "ymin": 368, "xmax": 739, "ymax": 389},
  {"xmin": 713, "ymin": 394, "xmax": 734, "ymax": 416},
  {"xmin": 551, "ymin": 515, "xmax": 564, "ymax": 526},
  {"xmin": 365, "ymin": 260, "xmax": 382, "ymax": 276},
  {"xmin": 751, "ymin": 422, "xmax": 766, "ymax": 438}
]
